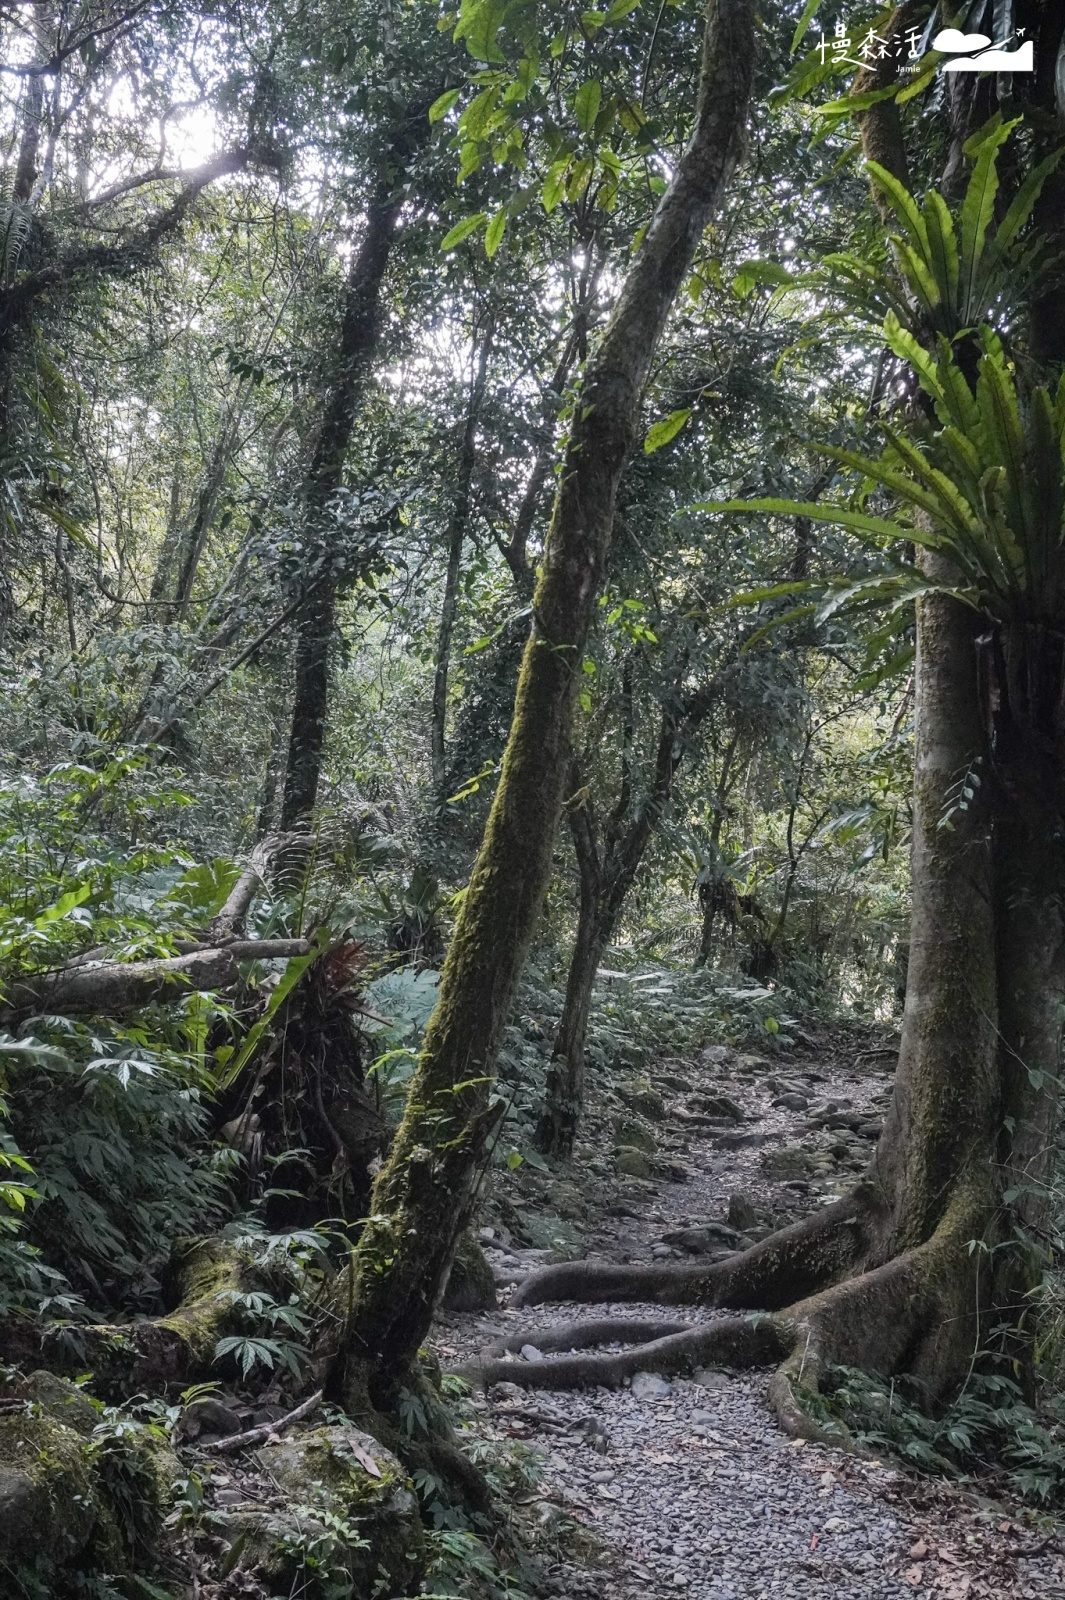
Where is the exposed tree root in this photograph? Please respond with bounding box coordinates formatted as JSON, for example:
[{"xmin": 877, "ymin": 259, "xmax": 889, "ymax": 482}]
[
  {"xmin": 1, "ymin": 1238, "xmax": 261, "ymax": 1398},
  {"xmin": 512, "ymin": 1191, "xmax": 874, "ymax": 1311},
  {"xmin": 466, "ymin": 1184, "xmax": 987, "ymax": 1452},
  {"xmin": 455, "ymin": 1314, "xmax": 792, "ymax": 1391},
  {"xmin": 478, "ymin": 1316, "xmax": 693, "ymax": 1357}
]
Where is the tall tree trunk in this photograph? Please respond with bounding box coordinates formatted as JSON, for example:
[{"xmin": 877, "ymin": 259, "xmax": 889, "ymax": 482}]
[
  {"xmin": 342, "ymin": 0, "xmax": 755, "ymax": 1397},
  {"xmin": 431, "ymin": 324, "xmax": 493, "ymax": 796},
  {"xmin": 280, "ymin": 180, "xmax": 403, "ymax": 829}
]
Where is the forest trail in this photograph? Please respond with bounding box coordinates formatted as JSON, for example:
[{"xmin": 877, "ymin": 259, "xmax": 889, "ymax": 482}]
[{"xmin": 433, "ymin": 1036, "xmax": 1065, "ymax": 1600}]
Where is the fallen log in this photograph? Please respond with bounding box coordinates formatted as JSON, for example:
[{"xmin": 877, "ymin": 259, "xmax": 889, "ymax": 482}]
[{"xmin": 5, "ymin": 938, "xmax": 310, "ymax": 1016}]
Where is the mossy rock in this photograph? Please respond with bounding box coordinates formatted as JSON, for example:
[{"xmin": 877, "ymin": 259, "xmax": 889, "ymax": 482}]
[
  {"xmin": 226, "ymin": 1424, "xmax": 423, "ymax": 1596},
  {"xmin": 762, "ymin": 1145, "xmax": 816, "ymax": 1179},
  {"xmin": 618, "ymin": 1078, "xmax": 665, "ymax": 1120},
  {"xmin": 735, "ymin": 1054, "xmax": 773, "ymax": 1076},
  {"xmin": 0, "ymin": 1372, "xmax": 179, "ymax": 1580},
  {"xmin": 613, "ymin": 1113, "xmax": 656, "ymax": 1154},
  {"xmin": 0, "ymin": 1408, "xmax": 97, "ymax": 1567},
  {"xmin": 511, "ymin": 1208, "xmax": 584, "ymax": 1260},
  {"xmin": 615, "ymin": 1146, "xmax": 653, "ymax": 1179},
  {"xmin": 442, "ymin": 1232, "xmax": 497, "ymax": 1312}
]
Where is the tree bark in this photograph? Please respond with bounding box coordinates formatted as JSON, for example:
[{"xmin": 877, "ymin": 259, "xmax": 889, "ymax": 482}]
[
  {"xmin": 431, "ymin": 323, "xmax": 493, "ymax": 796},
  {"xmin": 4, "ymin": 939, "xmax": 310, "ymax": 1017},
  {"xmin": 342, "ymin": 0, "xmax": 755, "ymax": 1397},
  {"xmin": 280, "ymin": 180, "xmax": 404, "ymax": 828}
]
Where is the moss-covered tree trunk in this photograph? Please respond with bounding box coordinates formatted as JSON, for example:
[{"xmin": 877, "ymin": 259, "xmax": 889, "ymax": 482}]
[{"xmin": 342, "ymin": 0, "xmax": 756, "ymax": 1397}]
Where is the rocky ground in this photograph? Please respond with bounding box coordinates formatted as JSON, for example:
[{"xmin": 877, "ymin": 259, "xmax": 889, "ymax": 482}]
[{"xmin": 433, "ymin": 1028, "xmax": 1065, "ymax": 1600}]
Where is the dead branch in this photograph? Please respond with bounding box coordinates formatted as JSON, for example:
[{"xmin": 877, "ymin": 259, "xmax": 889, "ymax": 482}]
[{"xmin": 204, "ymin": 1388, "xmax": 323, "ymax": 1453}]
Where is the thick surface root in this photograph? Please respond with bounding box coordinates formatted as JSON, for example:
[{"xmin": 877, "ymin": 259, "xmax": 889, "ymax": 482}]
[
  {"xmin": 512, "ymin": 1192, "xmax": 873, "ymax": 1312},
  {"xmin": 478, "ymin": 1316, "xmax": 692, "ymax": 1358},
  {"xmin": 456, "ymin": 1314, "xmax": 792, "ymax": 1391},
  {"xmin": 468, "ymin": 1186, "xmax": 985, "ymax": 1441}
]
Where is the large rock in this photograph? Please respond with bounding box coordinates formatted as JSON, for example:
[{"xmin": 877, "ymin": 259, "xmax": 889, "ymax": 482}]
[
  {"xmin": 761, "ymin": 1145, "xmax": 816, "ymax": 1180},
  {"xmin": 613, "ymin": 1113, "xmax": 657, "ymax": 1153},
  {"xmin": 615, "ymin": 1146, "xmax": 653, "ymax": 1179},
  {"xmin": 663, "ymin": 1221, "xmax": 741, "ymax": 1254},
  {"xmin": 694, "ymin": 1093, "xmax": 746, "ymax": 1121},
  {"xmin": 0, "ymin": 1371, "xmax": 179, "ymax": 1579},
  {"xmin": 442, "ymin": 1232, "xmax": 497, "ymax": 1312},
  {"xmin": 226, "ymin": 1424, "xmax": 423, "ymax": 1596},
  {"xmin": 618, "ymin": 1078, "xmax": 665, "ymax": 1120}
]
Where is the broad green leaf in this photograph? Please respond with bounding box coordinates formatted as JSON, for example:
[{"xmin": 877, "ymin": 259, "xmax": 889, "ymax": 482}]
[
  {"xmin": 813, "ymin": 85, "xmax": 900, "ymax": 119},
  {"xmin": 895, "ymin": 240, "xmax": 941, "ymax": 316},
  {"xmin": 606, "ymin": 0, "xmax": 641, "ymax": 20},
  {"xmin": 440, "ymin": 212, "xmax": 488, "ymax": 251},
  {"xmin": 697, "ymin": 497, "xmax": 908, "ymax": 547},
  {"xmin": 484, "ymin": 206, "xmax": 506, "ymax": 258},
  {"xmin": 542, "ymin": 158, "xmax": 570, "ymax": 212},
  {"xmin": 922, "ymin": 190, "xmax": 959, "ymax": 309},
  {"xmin": 566, "ymin": 156, "xmax": 594, "ymax": 200},
  {"xmin": 865, "ymin": 161, "xmax": 928, "ymax": 259},
  {"xmin": 790, "ymin": 0, "xmax": 822, "ymax": 54},
  {"xmin": 995, "ymin": 146, "xmax": 1065, "ymax": 257},
  {"xmin": 218, "ymin": 945, "xmax": 320, "ymax": 1090},
  {"xmin": 732, "ymin": 258, "xmax": 795, "ymax": 297},
  {"xmin": 454, "ymin": 0, "xmax": 507, "ymax": 62},
  {"xmin": 33, "ymin": 883, "xmax": 92, "ymax": 928},
  {"xmin": 958, "ymin": 116, "xmax": 1016, "ymax": 316},
  {"xmin": 574, "ymin": 79, "xmax": 602, "ymax": 133},
  {"xmin": 896, "ymin": 56, "xmax": 939, "ymax": 103},
  {"xmin": 882, "ymin": 313, "xmax": 945, "ymax": 408},
  {"xmin": 644, "ymin": 408, "xmax": 691, "ymax": 453},
  {"xmin": 429, "ymin": 88, "xmax": 462, "ymax": 123}
]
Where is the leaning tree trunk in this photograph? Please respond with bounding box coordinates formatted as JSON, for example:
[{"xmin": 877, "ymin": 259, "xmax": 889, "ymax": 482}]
[{"xmin": 341, "ymin": 0, "xmax": 756, "ymax": 1400}]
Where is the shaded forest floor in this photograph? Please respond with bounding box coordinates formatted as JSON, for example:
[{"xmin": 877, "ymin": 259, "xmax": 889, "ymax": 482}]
[{"xmin": 434, "ymin": 1028, "xmax": 1065, "ymax": 1600}]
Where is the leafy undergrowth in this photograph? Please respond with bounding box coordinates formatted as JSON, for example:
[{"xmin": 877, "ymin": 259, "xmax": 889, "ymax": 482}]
[{"xmin": 803, "ymin": 1363, "xmax": 1065, "ymax": 1505}]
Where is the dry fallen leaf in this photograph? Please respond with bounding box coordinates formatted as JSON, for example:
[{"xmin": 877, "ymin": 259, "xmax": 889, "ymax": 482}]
[
  {"xmin": 344, "ymin": 1438, "xmax": 382, "ymax": 1477},
  {"xmin": 904, "ymin": 1564, "xmax": 924, "ymax": 1587}
]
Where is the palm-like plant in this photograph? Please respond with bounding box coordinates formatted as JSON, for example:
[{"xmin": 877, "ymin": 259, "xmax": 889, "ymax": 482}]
[
  {"xmin": 823, "ymin": 116, "xmax": 1063, "ymax": 345},
  {"xmin": 703, "ymin": 123, "xmax": 1065, "ymax": 654}
]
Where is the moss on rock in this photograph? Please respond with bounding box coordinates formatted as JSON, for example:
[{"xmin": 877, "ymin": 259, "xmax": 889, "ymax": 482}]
[
  {"xmin": 225, "ymin": 1423, "xmax": 424, "ymax": 1596},
  {"xmin": 0, "ymin": 1371, "xmax": 179, "ymax": 1584},
  {"xmin": 442, "ymin": 1231, "xmax": 497, "ymax": 1312},
  {"xmin": 613, "ymin": 1113, "xmax": 656, "ymax": 1153}
]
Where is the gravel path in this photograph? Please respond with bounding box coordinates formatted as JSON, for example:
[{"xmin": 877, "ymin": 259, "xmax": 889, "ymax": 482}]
[{"xmin": 432, "ymin": 1031, "xmax": 1065, "ymax": 1600}]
